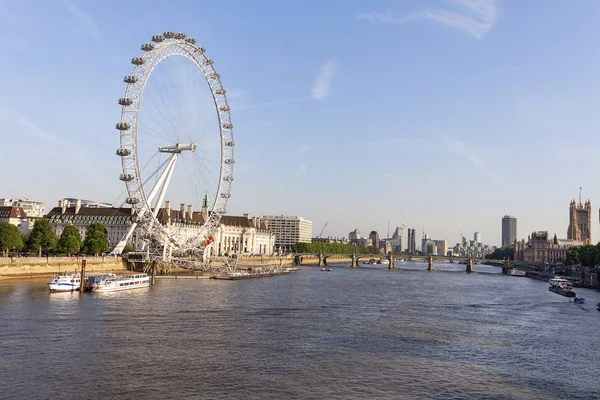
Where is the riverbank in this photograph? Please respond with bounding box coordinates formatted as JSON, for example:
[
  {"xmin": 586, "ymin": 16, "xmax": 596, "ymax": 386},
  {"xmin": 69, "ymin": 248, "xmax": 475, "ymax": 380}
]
[{"xmin": 0, "ymin": 256, "xmax": 127, "ymax": 280}]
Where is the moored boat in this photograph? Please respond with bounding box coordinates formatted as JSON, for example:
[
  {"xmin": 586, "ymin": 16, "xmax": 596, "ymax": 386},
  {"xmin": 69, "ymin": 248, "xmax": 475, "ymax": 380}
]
[
  {"xmin": 508, "ymin": 268, "xmax": 526, "ymax": 277},
  {"xmin": 47, "ymin": 272, "xmax": 81, "ymax": 292},
  {"xmin": 89, "ymin": 273, "xmax": 150, "ymax": 292},
  {"xmin": 548, "ymin": 277, "xmax": 575, "ymax": 298}
]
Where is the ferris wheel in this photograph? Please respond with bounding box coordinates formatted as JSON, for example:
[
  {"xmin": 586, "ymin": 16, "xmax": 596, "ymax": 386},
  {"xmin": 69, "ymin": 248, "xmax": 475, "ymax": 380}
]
[{"xmin": 112, "ymin": 32, "xmax": 234, "ymax": 260}]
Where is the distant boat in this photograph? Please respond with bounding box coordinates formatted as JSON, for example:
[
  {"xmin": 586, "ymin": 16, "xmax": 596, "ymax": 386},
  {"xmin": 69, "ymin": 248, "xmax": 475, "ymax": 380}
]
[
  {"xmin": 47, "ymin": 272, "xmax": 81, "ymax": 292},
  {"xmin": 508, "ymin": 268, "xmax": 526, "ymax": 277},
  {"xmin": 321, "ymin": 268, "xmax": 332, "ymax": 272}
]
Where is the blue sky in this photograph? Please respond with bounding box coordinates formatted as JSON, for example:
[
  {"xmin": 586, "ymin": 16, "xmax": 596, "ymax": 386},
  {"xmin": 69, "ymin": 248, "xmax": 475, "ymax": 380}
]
[{"xmin": 2, "ymin": 0, "xmax": 600, "ymax": 247}]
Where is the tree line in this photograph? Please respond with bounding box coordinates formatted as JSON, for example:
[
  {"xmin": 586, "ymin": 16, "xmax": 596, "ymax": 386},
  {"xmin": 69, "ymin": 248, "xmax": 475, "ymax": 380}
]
[
  {"xmin": 292, "ymin": 242, "xmax": 375, "ymax": 254},
  {"xmin": 565, "ymin": 244, "xmax": 600, "ymax": 267},
  {"xmin": 0, "ymin": 219, "xmax": 109, "ymax": 257},
  {"xmin": 485, "ymin": 245, "xmax": 514, "ymax": 261}
]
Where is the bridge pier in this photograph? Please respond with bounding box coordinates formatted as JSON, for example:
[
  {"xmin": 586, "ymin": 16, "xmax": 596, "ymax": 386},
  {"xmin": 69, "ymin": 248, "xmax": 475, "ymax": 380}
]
[
  {"xmin": 351, "ymin": 252, "xmax": 358, "ymax": 268},
  {"xmin": 294, "ymin": 255, "xmax": 301, "ymax": 266},
  {"xmin": 465, "ymin": 258, "xmax": 473, "ymax": 273},
  {"xmin": 318, "ymin": 252, "xmax": 323, "ymax": 267},
  {"xmin": 388, "ymin": 252, "xmax": 394, "ymax": 270},
  {"xmin": 323, "ymin": 256, "xmax": 328, "ymax": 266},
  {"xmin": 502, "ymin": 258, "xmax": 511, "ymax": 275},
  {"xmin": 427, "ymin": 255, "xmax": 434, "ymax": 272}
]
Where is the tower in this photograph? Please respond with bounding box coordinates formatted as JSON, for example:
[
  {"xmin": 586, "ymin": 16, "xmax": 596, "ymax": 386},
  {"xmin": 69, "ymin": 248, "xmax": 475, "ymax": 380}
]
[
  {"xmin": 502, "ymin": 215, "xmax": 517, "ymax": 247},
  {"xmin": 568, "ymin": 199, "xmax": 591, "ymax": 244}
]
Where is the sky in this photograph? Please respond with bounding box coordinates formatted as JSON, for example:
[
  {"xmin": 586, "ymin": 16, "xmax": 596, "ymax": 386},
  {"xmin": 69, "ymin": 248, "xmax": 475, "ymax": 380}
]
[{"xmin": 2, "ymin": 0, "xmax": 600, "ymax": 247}]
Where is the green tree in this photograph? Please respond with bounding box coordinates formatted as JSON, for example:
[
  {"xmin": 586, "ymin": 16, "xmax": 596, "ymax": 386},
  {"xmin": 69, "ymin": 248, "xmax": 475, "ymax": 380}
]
[
  {"xmin": 57, "ymin": 225, "xmax": 82, "ymax": 256},
  {"xmin": 0, "ymin": 221, "xmax": 24, "ymax": 257},
  {"xmin": 578, "ymin": 245, "xmax": 598, "ymax": 267},
  {"xmin": 565, "ymin": 247, "xmax": 580, "ymax": 266},
  {"xmin": 83, "ymin": 223, "xmax": 109, "ymax": 256},
  {"xmin": 28, "ymin": 219, "xmax": 57, "ymax": 256}
]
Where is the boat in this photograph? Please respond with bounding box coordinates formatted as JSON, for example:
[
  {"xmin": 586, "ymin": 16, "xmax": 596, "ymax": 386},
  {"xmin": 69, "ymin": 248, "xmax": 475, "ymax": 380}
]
[
  {"xmin": 508, "ymin": 268, "xmax": 526, "ymax": 277},
  {"xmin": 596, "ymin": 302, "xmax": 600, "ymax": 312},
  {"xmin": 47, "ymin": 272, "xmax": 82, "ymax": 292},
  {"xmin": 572, "ymin": 297, "xmax": 585, "ymax": 304},
  {"xmin": 89, "ymin": 273, "xmax": 150, "ymax": 292},
  {"xmin": 214, "ymin": 270, "xmax": 290, "ymax": 280},
  {"xmin": 320, "ymin": 268, "xmax": 332, "ymax": 272},
  {"xmin": 548, "ymin": 277, "xmax": 576, "ymax": 298},
  {"xmin": 379, "ymin": 259, "xmax": 390, "ymax": 264}
]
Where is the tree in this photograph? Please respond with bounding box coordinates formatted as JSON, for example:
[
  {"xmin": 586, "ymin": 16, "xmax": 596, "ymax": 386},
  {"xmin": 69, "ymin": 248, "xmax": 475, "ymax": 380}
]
[
  {"xmin": 28, "ymin": 219, "xmax": 57, "ymax": 256},
  {"xmin": 57, "ymin": 225, "xmax": 82, "ymax": 256},
  {"xmin": 83, "ymin": 223, "xmax": 109, "ymax": 256},
  {"xmin": 565, "ymin": 247, "xmax": 580, "ymax": 266},
  {"xmin": 0, "ymin": 221, "xmax": 24, "ymax": 257},
  {"xmin": 578, "ymin": 245, "xmax": 597, "ymax": 267}
]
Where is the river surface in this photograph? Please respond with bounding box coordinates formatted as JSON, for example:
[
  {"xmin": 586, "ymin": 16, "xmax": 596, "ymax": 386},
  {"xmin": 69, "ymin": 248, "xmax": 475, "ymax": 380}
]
[{"xmin": 1, "ymin": 261, "xmax": 600, "ymax": 399}]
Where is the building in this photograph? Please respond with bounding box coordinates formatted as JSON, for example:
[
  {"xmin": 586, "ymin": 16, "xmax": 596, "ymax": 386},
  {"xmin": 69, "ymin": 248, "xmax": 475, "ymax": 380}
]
[
  {"xmin": 391, "ymin": 226, "xmax": 404, "ymax": 252},
  {"xmin": 1, "ymin": 198, "xmax": 45, "ymax": 218},
  {"xmin": 474, "ymin": 232, "xmax": 482, "ymax": 244},
  {"xmin": 47, "ymin": 198, "xmax": 276, "ymax": 255},
  {"xmin": 423, "ymin": 240, "xmax": 436, "ymax": 254},
  {"xmin": 568, "ymin": 199, "xmax": 591, "ymax": 245},
  {"xmin": 348, "ymin": 229, "xmax": 361, "ymax": 242},
  {"xmin": 502, "ymin": 215, "xmax": 517, "ymax": 247},
  {"xmin": 47, "ymin": 199, "xmax": 141, "ymax": 250},
  {"xmin": 421, "ymin": 233, "xmax": 430, "ymax": 253},
  {"xmin": 514, "ymin": 231, "xmax": 582, "ymax": 264},
  {"xmin": 407, "ymin": 228, "xmax": 416, "ymax": 254},
  {"xmin": 368, "ymin": 231, "xmax": 380, "ymax": 249},
  {"xmin": 434, "ymin": 240, "xmax": 447, "ymax": 257},
  {"xmin": 261, "ymin": 215, "xmax": 312, "ymax": 253},
  {"xmin": 0, "ymin": 206, "xmax": 36, "ymax": 235}
]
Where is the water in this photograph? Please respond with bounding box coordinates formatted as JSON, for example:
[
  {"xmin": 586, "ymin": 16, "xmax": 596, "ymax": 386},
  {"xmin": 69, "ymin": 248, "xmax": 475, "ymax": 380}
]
[{"xmin": 1, "ymin": 261, "xmax": 600, "ymax": 399}]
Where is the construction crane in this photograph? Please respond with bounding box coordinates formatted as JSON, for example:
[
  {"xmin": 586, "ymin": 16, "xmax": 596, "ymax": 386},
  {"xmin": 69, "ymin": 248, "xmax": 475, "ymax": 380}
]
[{"xmin": 318, "ymin": 221, "xmax": 328, "ymax": 238}]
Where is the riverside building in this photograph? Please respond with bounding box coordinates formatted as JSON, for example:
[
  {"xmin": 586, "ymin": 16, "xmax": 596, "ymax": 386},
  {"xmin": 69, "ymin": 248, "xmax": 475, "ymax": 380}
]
[
  {"xmin": 0, "ymin": 206, "xmax": 36, "ymax": 234},
  {"xmin": 261, "ymin": 215, "xmax": 312, "ymax": 253},
  {"xmin": 46, "ymin": 198, "xmax": 276, "ymax": 256},
  {"xmin": 514, "ymin": 231, "xmax": 582, "ymax": 264},
  {"xmin": 1, "ymin": 198, "xmax": 45, "ymax": 218}
]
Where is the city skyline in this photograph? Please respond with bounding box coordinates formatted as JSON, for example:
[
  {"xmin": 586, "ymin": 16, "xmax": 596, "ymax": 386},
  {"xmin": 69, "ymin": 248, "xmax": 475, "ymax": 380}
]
[{"xmin": 4, "ymin": 1, "xmax": 600, "ymax": 246}]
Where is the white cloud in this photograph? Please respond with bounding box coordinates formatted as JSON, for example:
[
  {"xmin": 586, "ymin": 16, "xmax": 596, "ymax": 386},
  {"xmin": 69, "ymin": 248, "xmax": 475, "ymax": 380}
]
[
  {"xmin": 294, "ymin": 145, "xmax": 309, "ymax": 155},
  {"xmin": 64, "ymin": 0, "xmax": 100, "ymax": 38},
  {"xmin": 295, "ymin": 164, "xmax": 307, "ymax": 175},
  {"xmin": 442, "ymin": 135, "xmax": 495, "ymax": 179},
  {"xmin": 311, "ymin": 60, "xmax": 336, "ymax": 101},
  {"xmin": 356, "ymin": 0, "xmax": 499, "ymax": 40}
]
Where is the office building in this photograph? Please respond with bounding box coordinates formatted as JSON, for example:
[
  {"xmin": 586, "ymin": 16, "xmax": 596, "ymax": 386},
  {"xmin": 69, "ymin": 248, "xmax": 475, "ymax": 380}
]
[
  {"xmin": 1, "ymin": 198, "xmax": 45, "ymax": 218},
  {"xmin": 369, "ymin": 231, "xmax": 380, "ymax": 249},
  {"xmin": 501, "ymin": 215, "xmax": 517, "ymax": 247},
  {"xmin": 261, "ymin": 215, "xmax": 312, "ymax": 253},
  {"xmin": 474, "ymin": 232, "xmax": 482, "ymax": 244}
]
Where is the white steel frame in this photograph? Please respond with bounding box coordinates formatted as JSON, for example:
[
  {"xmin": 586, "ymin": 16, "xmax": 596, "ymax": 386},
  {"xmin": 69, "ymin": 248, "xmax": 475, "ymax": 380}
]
[{"xmin": 112, "ymin": 33, "xmax": 234, "ymax": 258}]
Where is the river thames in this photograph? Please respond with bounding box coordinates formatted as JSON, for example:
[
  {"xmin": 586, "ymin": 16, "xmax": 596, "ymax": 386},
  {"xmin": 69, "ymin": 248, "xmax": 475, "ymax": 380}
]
[{"xmin": 1, "ymin": 261, "xmax": 600, "ymax": 399}]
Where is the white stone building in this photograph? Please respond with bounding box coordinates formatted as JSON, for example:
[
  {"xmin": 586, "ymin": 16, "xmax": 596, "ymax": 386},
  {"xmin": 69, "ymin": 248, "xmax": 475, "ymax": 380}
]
[
  {"xmin": 1, "ymin": 198, "xmax": 45, "ymax": 218},
  {"xmin": 0, "ymin": 206, "xmax": 36, "ymax": 235},
  {"xmin": 261, "ymin": 215, "xmax": 313, "ymax": 253}
]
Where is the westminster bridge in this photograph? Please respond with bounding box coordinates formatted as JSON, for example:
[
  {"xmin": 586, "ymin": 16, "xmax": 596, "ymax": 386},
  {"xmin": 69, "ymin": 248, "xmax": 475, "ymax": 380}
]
[{"xmin": 292, "ymin": 252, "xmax": 514, "ymax": 274}]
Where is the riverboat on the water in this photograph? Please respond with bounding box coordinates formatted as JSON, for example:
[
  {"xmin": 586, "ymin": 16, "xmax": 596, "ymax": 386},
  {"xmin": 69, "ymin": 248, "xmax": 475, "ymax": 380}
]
[
  {"xmin": 213, "ymin": 270, "xmax": 290, "ymax": 280},
  {"xmin": 548, "ymin": 277, "xmax": 576, "ymax": 298},
  {"xmin": 47, "ymin": 272, "xmax": 81, "ymax": 292},
  {"xmin": 89, "ymin": 273, "xmax": 150, "ymax": 292},
  {"xmin": 508, "ymin": 268, "xmax": 526, "ymax": 277},
  {"xmin": 320, "ymin": 268, "xmax": 332, "ymax": 272}
]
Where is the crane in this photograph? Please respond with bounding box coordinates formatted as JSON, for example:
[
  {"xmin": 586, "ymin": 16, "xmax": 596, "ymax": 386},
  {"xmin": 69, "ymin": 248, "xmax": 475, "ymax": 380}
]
[{"xmin": 318, "ymin": 221, "xmax": 328, "ymax": 238}]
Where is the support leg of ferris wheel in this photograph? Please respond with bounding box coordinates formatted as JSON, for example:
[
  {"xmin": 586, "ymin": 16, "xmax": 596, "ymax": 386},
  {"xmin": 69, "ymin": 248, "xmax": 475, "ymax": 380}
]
[{"xmin": 111, "ymin": 149, "xmax": 182, "ymax": 255}]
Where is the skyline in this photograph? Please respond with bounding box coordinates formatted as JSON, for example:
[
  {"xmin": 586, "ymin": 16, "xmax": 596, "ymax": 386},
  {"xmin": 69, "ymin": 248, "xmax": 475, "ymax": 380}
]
[{"xmin": 3, "ymin": 0, "xmax": 600, "ymax": 246}]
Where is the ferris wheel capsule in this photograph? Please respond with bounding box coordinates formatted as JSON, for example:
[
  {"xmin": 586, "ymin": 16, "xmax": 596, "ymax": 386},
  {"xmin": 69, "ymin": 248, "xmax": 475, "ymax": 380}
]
[
  {"xmin": 185, "ymin": 38, "xmax": 197, "ymax": 45},
  {"xmin": 116, "ymin": 148, "xmax": 131, "ymax": 156},
  {"xmin": 116, "ymin": 122, "xmax": 131, "ymax": 130},
  {"xmin": 163, "ymin": 31, "xmax": 176, "ymax": 39},
  {"xmin": 118, "ymin": 98, "xmax": 133, "ymax": 106},
  {"xmin": 141, "ymin": 43, "xmax": 155, "ymax": 52},
  {"xmin": 175, "ymin": 32, "xmax": 186, "ymax": 39},
  {"xmin": 131, "ymin": 57, "xmax": 145, "ymax": 65},
  {"xmin": 152, "ymin": 35, "xmax": 164, "ymax": 43},
  {"xmin": 124, "ymin": 75, "xmax": 138, "ymax": 84}
]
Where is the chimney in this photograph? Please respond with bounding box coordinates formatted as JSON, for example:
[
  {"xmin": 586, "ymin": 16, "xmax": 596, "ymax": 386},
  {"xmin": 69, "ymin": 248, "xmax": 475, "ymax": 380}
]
[
  {"xmin": 180, "ymin": 203, "xmax": 185, "ymax": 218},
  {"xmin": 187, "ymin": 204, "xmax": 193, "ymax": 219},
  {"xmin": 165, "ymin": 201, "xmax": 171, "ymax": 218},
  {"xmin": 130, "ymin": 206, "xmax": 135, "ymax": 216},
  {"xmin": 75, "ymin": 199, "xmax": 81, "ymax": 214},
  {"xmin": 58, "ymin": 200, "xmax": 62, "ymax": 207},
  {"xmin": 243, "ymin": 213, "xmax": 249, "ymax": 219},
  {"xmin": 61, "ymin": 199, "xmax": 67, "ymax": 214}
]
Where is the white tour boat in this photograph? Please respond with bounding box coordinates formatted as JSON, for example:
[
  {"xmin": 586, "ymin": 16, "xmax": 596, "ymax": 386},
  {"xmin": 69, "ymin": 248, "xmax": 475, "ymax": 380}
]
[
  {"xmin": 508, "ymin": 268, "xmax": 526, "ymax": 277},
  {"xmin": 90, "ymin": 273, "xmax": 150, "ymax": 292},
  {"xmin": 48, "ymin": 272, "xmax": 82, "ymax": 292}
]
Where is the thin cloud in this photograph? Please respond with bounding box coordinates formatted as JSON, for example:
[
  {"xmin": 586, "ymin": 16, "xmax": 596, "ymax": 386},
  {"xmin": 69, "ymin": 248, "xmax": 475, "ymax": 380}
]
[
  {"xmin": 294, "ymin": 145, "xmax": 309, "ymax": 155},
  {"xmin": 311, "ymin": 60, "xmax": 336, "ymax": 101},
  {"xmin": 64, "ymin": 0, "xmax": 100, "ymax": 38},
  {"xmin": 295, "ymin": 164, "xmax": 307, "ymax": 175},
  {"xmin": 356, "ymin": 0, "xmax": 499, "ymax": 40},
  {"xmin": 443, "ymin": 135, "xmax": 495, "ymax": 179},
  {"xmin": 236, "ymin": 96, "xmax": 311, "ymax": 110}
]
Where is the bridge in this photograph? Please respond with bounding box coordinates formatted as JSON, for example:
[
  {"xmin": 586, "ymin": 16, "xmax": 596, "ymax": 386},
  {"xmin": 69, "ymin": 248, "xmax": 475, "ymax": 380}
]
[{"xmin": 292, "ymin": 252, "xmax": 513, "ymax": 274}]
